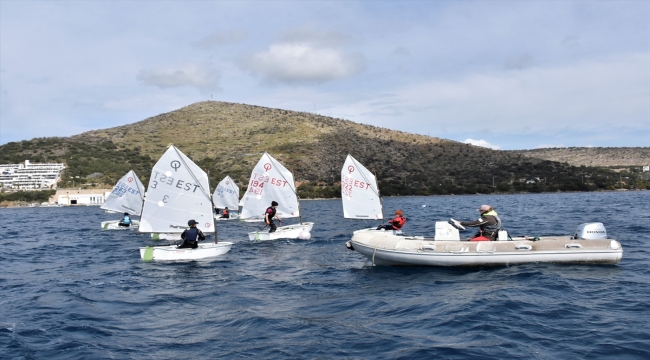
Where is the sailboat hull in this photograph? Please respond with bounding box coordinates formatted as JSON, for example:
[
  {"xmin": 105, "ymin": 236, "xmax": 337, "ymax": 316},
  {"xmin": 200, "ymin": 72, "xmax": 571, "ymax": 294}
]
[
  {"xmin": 349, "ymin": 230, "xmax": 623, "ymax": 266},
  {"xmin": 248, "ymin": 222, "xmax": 314, "ymax": 241},
  {"xmin": 241, "ymin": 218, "xmax": 264, "ymax": 223},
  {"xmin": 139, "ymin": 242, "xmax": 233, "ymax": 261},
  {"xmin": 215, "ymin": 214, "xmax": 240, "ymax": 221},
  {"xmin": 101, "ymin": 220, "xmax": 140, "ymax": 230}
]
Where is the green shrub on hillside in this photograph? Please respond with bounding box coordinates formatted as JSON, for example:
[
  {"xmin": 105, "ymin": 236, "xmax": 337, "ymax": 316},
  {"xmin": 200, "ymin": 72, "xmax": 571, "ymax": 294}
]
[{"xmin": 0, "ymin": 190, "xmax": 55, "ymax": 204}]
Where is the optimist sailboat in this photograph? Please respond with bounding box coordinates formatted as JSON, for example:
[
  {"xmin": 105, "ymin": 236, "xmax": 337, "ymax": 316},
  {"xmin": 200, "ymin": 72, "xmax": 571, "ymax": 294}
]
[
  {"xmin": 213, "ymin": 175, "xmax": 240, "ymax": 221},
  {"xmin": 138, "ymin": 145, "xmax": 232, "ymax": 261},
  {"xmin": 241, "ymin": 152, "xmax": 313, "ymax": 240},
  {"xmin": 341, "ymin": 154, "xmax": 384, "ymax": 227},
  {"xmin": 100, "ymin": 170, "xmax": 145, "ymax": 230}
]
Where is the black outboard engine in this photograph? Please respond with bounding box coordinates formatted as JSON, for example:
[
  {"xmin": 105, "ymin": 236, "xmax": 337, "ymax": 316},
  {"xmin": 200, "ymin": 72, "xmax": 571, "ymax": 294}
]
[{"xmin": 574, "ymin": 222, "xmax": 607, "ymax": 240}]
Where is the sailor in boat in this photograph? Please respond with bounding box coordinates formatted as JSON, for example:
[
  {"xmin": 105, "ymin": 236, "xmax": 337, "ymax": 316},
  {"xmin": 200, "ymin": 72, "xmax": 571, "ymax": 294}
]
[
  {"xmin": 376, "ymin": 209, "xmax": 407, "ymax": 231},
  {"xmin": 178, "ymin": 220, "xmax": 206, "ymax": 249},
  {"xmin": 265, "ymin": 201, "xmax": 282, "ymax": 233},
  {"xmin": 458, "ymin": 204, "xmax": 502, "ymax": 240},
  {"xmin": 118, "ymin": 213, "xmax": 132, "ymax": 227},
  {"xmin": 219, "ymin": 207, "xmax": 230, "ymax": 219}
]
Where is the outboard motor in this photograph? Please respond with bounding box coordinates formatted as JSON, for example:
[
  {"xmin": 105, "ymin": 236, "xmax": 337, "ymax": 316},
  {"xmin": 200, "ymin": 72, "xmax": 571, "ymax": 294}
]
[{"xmin": 574, "ymin": 222, "xmax": 607, "ymax": 240}]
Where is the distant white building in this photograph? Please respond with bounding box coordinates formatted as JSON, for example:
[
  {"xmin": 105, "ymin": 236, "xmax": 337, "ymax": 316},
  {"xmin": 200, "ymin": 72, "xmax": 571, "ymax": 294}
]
[
  {"xmin": 56, "ymin": 189, "xmax": 112, "ymax": 206},
  {"xmin": 643, "ymin": 166, "xmax": 649, "ymax": 172},
  {"xmin": 0, "ymin": 160, "xmax": 66, "ymax": 190}
]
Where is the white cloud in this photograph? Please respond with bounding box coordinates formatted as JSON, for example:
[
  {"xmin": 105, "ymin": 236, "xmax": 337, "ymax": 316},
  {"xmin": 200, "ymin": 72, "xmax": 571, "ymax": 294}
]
[
  {"xmin": 241, "ymin": 43, "xmax": 365, "ymax": 84},
  {"xmin": 136, "ymin": 63, "xmax": 221, "ymax": 92},
  {"xmin": 239, "ymin": 26, "xmax": 365, "ymax": 84},
  {"xmin": 463, "ymin": 138, "xmax": 501, "ymax": 150}
]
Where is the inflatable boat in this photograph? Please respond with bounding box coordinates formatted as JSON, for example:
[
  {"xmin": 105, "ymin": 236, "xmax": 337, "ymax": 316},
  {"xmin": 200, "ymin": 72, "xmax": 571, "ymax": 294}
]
[{"xmin": 346, "ymin": 222, "xmax": 622, "ymax": 266}]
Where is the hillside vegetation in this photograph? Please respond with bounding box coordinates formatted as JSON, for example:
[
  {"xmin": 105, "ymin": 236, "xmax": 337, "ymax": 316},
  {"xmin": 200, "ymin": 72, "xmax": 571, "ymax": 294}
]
[
  {"xmin": 1, "ymin": 101, "xmax": 648, "ymax": 197},
  {"xmin": 511, "ymin": 147, "xmax": 650, "ymax": 168}
]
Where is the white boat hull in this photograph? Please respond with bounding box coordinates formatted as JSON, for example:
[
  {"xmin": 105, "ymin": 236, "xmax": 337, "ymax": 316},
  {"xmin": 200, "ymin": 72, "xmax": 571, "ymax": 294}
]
[
  {"xmin": 215, "ymin": 214, "xmax": 240, "ymax": 221},
  {"xmin": 241, "ymin": 218, "xmax": 264, "ymax": 223},
  {"xmin": 101, "ymin": 220, "xmax": 140, "ymax": 230},
  {"xmin": 139, "ymin": 242, "xmax": 233, "ymax": 261},
  {"xmin": 349, "ymin": 230, "xmax": 623, "ymax": 266},
  {"xmin": 248, "ymin": 222, "xmax": 314, "ymax": 241}
]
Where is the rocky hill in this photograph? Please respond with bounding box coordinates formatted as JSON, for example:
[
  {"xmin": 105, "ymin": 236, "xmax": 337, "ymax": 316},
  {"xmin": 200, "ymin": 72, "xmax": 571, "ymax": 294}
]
[
  {"xmin": 1, "ymin": 101, "xmax": 647, "ymax": 196},
  {"xmin": 511, "ymin": 147, "xmax": 650, "ymax": 168}
]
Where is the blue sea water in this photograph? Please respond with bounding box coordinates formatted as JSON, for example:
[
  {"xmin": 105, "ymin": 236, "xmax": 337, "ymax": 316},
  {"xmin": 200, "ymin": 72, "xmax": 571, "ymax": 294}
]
[{"xmin": 1, "ymin": 191, "xmax": 649, "ymax": 359}]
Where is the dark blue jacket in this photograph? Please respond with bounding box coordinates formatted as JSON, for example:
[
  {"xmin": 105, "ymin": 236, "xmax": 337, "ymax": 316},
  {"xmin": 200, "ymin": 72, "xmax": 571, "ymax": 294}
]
[{"xmin": 181, "ymin": 227, "xmax": 205, "ymax": 241}]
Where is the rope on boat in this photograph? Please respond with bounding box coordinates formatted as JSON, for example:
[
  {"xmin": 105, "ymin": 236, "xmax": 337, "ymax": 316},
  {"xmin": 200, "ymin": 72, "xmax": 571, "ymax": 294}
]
[{"xmin": 371, "ymin": 234, "xmax": 388, "ymax": 266}]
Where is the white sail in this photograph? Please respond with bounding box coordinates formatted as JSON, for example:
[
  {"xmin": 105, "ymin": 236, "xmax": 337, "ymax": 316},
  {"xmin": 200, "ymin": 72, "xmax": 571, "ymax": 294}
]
[
  {"xmin": 139, "ymin": 146, "xmax": 215, "ymax": 234},
  {"xmin": 100, "ymin": 170, "xmax": 145, "ymax": 215},
  {"xmin": 212, "ymin": 175, "xmax": 240, "ymax": 209},
  {"xmin": 240, "ymin": 152, "xmax": 299, "ymax": 219},
  {"xmin": 341, "ymin": 154, "xmax": 383, "ymax": 219}
]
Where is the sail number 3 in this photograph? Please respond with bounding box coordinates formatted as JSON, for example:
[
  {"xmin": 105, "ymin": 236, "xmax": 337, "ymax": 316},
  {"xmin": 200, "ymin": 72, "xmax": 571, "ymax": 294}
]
[{"xmin": 150, "ymin": 171, "xmax": 201, "ymax": 192}]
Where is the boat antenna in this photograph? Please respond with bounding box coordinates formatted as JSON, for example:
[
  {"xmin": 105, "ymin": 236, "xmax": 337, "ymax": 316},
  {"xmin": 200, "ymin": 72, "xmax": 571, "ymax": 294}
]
[{"xmin": 171, "ymin": 146, "xmax": 218, "ymax": 243}]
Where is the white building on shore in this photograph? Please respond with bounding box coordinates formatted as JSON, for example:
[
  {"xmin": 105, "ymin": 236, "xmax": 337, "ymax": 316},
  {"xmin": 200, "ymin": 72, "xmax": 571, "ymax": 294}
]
[
  {"xmin": 0, "ymin": 160, "xmax": 66, "ymax": 190},
  {"xmin": 56, "ymin": 189, "xmax": 112, "ymax": 206}
]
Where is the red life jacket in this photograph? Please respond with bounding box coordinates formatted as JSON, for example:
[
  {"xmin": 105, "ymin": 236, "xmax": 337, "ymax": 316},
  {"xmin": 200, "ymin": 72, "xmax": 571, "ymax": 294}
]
[
  {"xmin": 470, "ymin": 235, "xmax": 491, "ymax": 242},
  {"xmin": 222, "ymin": 209, "xmax": 229, "ymax": 215},
  {"xmin": 390, "ymin": 216, "xmax": 406, "ymax": 230}
]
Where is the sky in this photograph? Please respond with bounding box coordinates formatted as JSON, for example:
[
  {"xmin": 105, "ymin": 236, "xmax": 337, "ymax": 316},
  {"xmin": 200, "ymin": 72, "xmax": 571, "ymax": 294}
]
[{"xmin": 1, "ymin": 0, "xmax": 649, "ymax": 150}]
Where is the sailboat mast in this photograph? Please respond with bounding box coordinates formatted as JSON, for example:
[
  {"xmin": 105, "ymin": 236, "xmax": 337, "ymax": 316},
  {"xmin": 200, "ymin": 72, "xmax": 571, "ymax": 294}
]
[
  {"xmin": 296, "ymin": 190, "xmax": 303, "ymax": 225},
  {"xmin": 207, "ymin": 170, "xmax": 218, "ymax": 243},
  {"xmin": 374, "ymin": 169, "xmax": 385, "ymax": 224},
  {"xmin": 292, "ymin": 168, "xmax": 303, "ymax": 225}
]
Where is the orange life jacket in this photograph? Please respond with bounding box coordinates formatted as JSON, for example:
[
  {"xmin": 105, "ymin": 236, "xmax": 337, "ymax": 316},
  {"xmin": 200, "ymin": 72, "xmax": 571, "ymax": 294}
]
[
  {"xmin": 222, "ymin": 209, "xmax": 229, "ymax": 215},
  {"xmin": 390, "ymin": 216, "xmax": 406, "ymax": 230},
  {"xmin": 470, "ymin": 235, "xmax": 491, "ymax": 242}
]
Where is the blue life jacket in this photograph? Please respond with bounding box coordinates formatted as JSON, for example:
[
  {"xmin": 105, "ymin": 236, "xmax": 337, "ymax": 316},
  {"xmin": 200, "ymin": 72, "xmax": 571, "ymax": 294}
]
[
  {"xmin": 183, "ymin": 227, "xmax": 199, "ymax": 241},
  {"xmin": 122, "ymin": 215, "xmax": 132, "ymax": 224}
]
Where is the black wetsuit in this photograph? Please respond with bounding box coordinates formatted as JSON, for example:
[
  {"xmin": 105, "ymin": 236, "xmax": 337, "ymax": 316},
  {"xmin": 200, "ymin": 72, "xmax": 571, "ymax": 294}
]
[
  {"xmin": 265, "ymin": 206, "xmax": 277, "ymax": 233},
  {"xmin": 178, "ymin": 227, "xmax": 205, "ymax": 249}
]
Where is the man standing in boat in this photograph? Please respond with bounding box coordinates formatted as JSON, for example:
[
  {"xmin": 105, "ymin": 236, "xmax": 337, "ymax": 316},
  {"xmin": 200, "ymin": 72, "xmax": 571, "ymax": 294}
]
[
  {"xmin": 265, "ymin": 201, "xmax": 282, "ymax": 233},
  {"xmin": 178, "ymin": 219, "xmax": 206, "ymax": 249},
  {"xmin": 459, "ymin": 205, "xmax": 502, "ymax": 240},
  {"xmin": 377, "ymin": 210, "xmax": 406, "ymax": 231}
]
